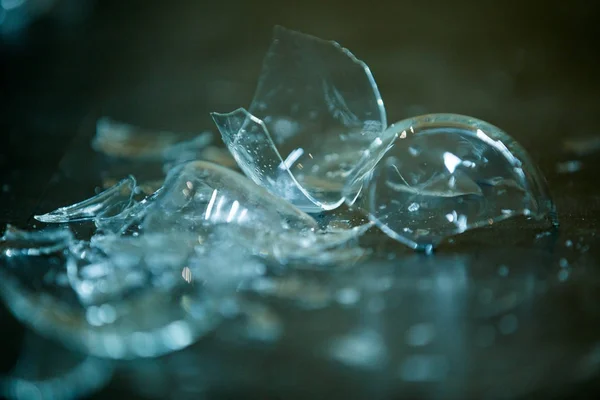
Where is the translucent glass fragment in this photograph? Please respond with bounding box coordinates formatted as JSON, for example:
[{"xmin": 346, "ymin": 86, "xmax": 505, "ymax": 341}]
[
  {"xmin": 344, "ymin": 114, "xmax": 558, "ymax": 250},
  {"xmin": 142, "ymin": 160, "xmax": 318, "ymax": 234},
  {"xmin": 142, "ymin": 161, "xmax": 367, "ymax": 264},
  {"xmin": 1, "ymin": 225, "xmax": 73, "ymax": 256},
  {"xmin": 94, "ymin": 189, "xmax": 162, "ymax": 235},
  {"xmin": 0, "ymin": 231, "xmax": 226, "ymax": 359},
  {"xmin": 212, "ymin": 26, "xmax": 387, "ymax": 212},
  {"xmin": 34, "ymin": 176, "xmax": 136, "ymax": 223},
  {"xmin": 93, "ymin": 117, "xmax": 212, "ymax": 161}
]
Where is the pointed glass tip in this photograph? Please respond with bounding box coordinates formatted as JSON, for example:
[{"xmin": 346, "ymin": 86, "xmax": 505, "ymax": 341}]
[{"xmin": 212, "ymin": 26, "xmax": 388, "ymax": 212}]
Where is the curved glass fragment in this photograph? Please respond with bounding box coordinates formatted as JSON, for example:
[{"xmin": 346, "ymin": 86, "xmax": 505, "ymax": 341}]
[
  {"xmin": 35, "ymin": 176, "xmax": 137, "ymax": 223},
  {"xmin": 141, "ymin": 161, "xmax": 367, "ymax": 264},
  {"xmin": 94, "ymin": 189, "xmax": 162, "ymax": 235},
  {"xmin": 0, "ymin": 231, "xmax": 232, "ymax": 359},
  {"xmin": 142, "ymin": 160, "xmax": 319, "ymax": 235},
  {"xmin": 212, "ymin": 26, "xmax": 387, "ymax": 212},
  {"xmin": 344, "ymin": 114, "xmax": 558, "ymax": 250}
]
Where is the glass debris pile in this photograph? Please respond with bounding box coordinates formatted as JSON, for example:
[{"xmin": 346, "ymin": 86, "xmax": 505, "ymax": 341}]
[{"xmin": 0, "ymin": 26, "xmax": 558, "ymax": 399}]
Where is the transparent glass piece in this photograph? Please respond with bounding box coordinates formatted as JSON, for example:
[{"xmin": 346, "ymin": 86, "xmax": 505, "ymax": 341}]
[
  {"xmin": 0, "ymin": 230, "xmax": 224, "ymax": 359},
  {"xmin": 142, "ymin": 160, "xmax": 318, "ymax": 234},
  {"xmin": 212, "ymin": 26, "xmax": 387, "ymax": 213},
  {"xmin": 1, "ymin": 225, "xmax": 73, "ymax": 256},
  {"xmin": 34, "ymin": 176, "xmax": 136, "ymax": 223},
  {"xmin": 141, "ymin": 161, "xmax": 367, "ymax": 264},
  {"xmin": 345, "ymin": 114, "xmax": 558, "ymax": 250},
  {"xmin": 1, "ymin": 333, "xmax": 113, "ymax": 400},
  {"xmin": 94, "ymin": 189, "xmax": 162, "ymax": 235},
  {"xmin": 93, "ymin": 117, "xmax": 212, "ymax": 161}
]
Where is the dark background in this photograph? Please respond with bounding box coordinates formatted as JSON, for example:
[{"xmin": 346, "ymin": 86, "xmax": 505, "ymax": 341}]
[{"xmin": 1, "ymin": 0, "xmax": 600, "ymax": 399}]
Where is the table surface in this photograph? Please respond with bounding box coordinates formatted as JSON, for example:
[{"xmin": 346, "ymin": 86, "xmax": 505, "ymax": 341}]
[{"xmin": 1, "ymin": 1, "xmax": 600, "ymax": 399}]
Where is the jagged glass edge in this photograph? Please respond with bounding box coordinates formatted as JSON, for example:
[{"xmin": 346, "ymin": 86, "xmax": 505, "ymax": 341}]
[
  {"xmin": 212, "ymin": 108, "xmax": 344, "ymax": 211},
  {"xmin": 34, "ymin": 176, "xmax": 137, "ymax": 223},
  {"xmin": 263, "ymin": 26, "xmax": 387, "ymax": 129},
  {"xmin": 344, "ymin": 113, "xmax": 559, "ymax": 250},
  {"xmin": 212, "ymin": 26, "xmax": 387, "ymax": 212}
]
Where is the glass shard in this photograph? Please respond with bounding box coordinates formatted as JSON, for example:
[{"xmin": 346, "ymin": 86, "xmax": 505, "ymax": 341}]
[
  {"xmin": 212, "ymin": 26, "xmax": 387, "ymax": 212},
  {"xmin": 1, "ymin": 225, "xmax": 74, "ymax": 256},
  {"xmin": 35, "ymin": 176, "xmax": 136, "ymax": 223},
  {"xmin": 142, "ymin": 161, "xmax": 367, "ymax": 264},
  {"xmin": 93, "ymin": 117, "xmax": 212, "ymax": 161},
  {"xmin": 0, "ymin": 230, "xmax": 227, "ymax": 359},
  {"xmin": 344, "ymin": 114, "xmax": 558, "ymax": 250},
  {"xmin": 142, "ymin": 160, "xmax": 318, "ymax": 234},
  {"xmin": 94, "ymin": 189, "xmax": 162, "ymax": 235}
]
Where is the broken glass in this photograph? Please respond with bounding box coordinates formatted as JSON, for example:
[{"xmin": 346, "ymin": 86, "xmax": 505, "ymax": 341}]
[
  {"xmin": 94, "ymin": 188, "xmax": 162, "ymax": 235},
  {"xmin": 91, "ymin": 119, "xmax": 219, "ymax": 198},
  {"xmin": 34, "ymin": 176, "xmax": 136, "ymax": 223},
  {"xmin": 1, "ymin": 159, "xmax": 370, "ymax": 358},
  {"xmin": 0, "ymin": 230, "xmax": 232, "ymax": 359},
  {"xmin": 141, "ymin": 161, "xmax": 368, "ymax": 264},
  {"xmin": 1, "ymin": 225, "xmax": 74, "ymax": 256},
  {"xmin": 344, "ymin": 114, "xmax": 558, "ymax": 250},
  {"xmin": 93, "ymin": 117, "xmax": 212, "ymax": 161},
  {"xmin": 212, "ymin": 26, "xmax": 387, "ymax": 213},
  {"xmin": 143, "ymin": 160, "xmax": 318, "ymax": 234}
]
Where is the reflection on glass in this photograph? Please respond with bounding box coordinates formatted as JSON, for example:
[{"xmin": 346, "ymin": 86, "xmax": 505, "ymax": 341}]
[
  {"xmin": 212, "ymin": 26, "xmax": 387, "ymax": 212},
  {"xmin": 345, "ymin": 114, "xmax": 558, "ymax": 250}
]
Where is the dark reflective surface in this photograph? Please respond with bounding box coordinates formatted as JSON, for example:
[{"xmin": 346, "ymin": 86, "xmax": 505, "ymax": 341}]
[{"xmin": 2, "ymin": 1, "xmax": 600, "ymax": 399}]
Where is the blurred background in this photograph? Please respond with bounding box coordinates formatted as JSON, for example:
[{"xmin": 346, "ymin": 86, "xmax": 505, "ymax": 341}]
[{"xmin": 1, "ymin": 0, "xmax": 600, "ymax": 399}]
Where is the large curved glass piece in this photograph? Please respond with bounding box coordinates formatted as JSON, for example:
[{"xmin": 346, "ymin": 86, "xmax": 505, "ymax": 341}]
[
  {"xmin": 212, "ymin": 26, "xmax": 387, "ymax": 213},
  {"xmin": 344, "ymin": 114, "xmax": 558, "ymax": 251}
]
